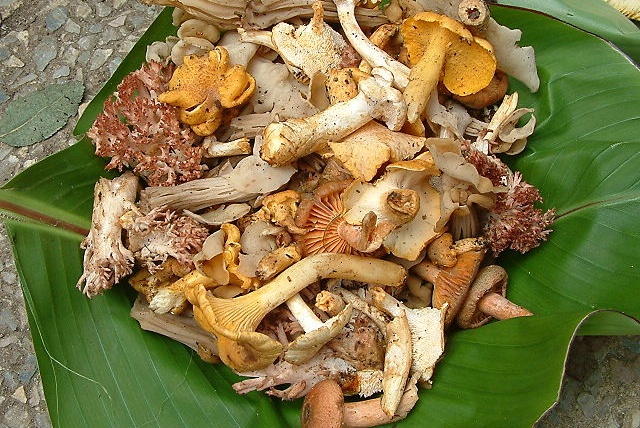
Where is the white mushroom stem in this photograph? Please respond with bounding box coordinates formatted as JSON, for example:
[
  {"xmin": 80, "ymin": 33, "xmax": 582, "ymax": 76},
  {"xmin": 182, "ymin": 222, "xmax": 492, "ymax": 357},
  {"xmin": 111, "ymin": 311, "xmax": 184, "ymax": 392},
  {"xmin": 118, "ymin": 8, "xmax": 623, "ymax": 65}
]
[
  {"xmin": 287, "ymin": 293, "xmax": 327, "ymax": 331},
  {"xmin": 332, "ymin": 0, "xmax": 410, "ymax": 90},
  {"xmin": 371, "ymin": 287, "xmax": 446, "ymax": 384},
  {"xmin": 381, "ymin": 311, "xmax": 412, "ymax": 418},
  {"xmin": 260, "ymin": 67, "xmax": 407, "ymax": 166},
  {"xmin": 284, "ymin": 296, "xmax": 354, "ymax": 364}
]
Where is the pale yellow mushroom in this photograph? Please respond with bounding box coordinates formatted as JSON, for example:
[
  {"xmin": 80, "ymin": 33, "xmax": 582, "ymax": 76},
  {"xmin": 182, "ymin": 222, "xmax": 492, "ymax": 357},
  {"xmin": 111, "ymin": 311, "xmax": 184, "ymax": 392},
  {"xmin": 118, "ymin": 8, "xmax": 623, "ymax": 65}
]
[
  {"xmin": 185, "ymin": 253, "xmax": 406, "ymax": 372},
  {"xmin": 381, "ymin": 311, "xmax": 412, "ymax": 418},
  {"xmin": 260, "ymin": 67, "xmax": 406, "ymax": 167}
]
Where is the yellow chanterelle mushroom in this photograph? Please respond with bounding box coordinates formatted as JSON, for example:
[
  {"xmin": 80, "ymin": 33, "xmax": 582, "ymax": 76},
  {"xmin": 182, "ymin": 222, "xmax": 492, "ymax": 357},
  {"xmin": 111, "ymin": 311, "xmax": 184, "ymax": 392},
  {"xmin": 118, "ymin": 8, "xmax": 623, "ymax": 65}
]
[
  {"xmin": 401, "ymin": 11, "xmax": 497, "ymax": 123},
  {"xmin": 158, "ymin": 47, "xmax": 256, "ymax": 136}
]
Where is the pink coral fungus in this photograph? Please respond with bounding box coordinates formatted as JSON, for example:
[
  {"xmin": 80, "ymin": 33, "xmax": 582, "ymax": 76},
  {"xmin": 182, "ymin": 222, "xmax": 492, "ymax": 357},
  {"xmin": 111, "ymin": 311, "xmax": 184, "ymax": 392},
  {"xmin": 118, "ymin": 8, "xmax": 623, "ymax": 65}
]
[
  {"xmin": 88, "ymin": 61, "xmax": 206, "ymax": 186},
  {"xmin": 463, "ymin": 142, "xmax": 554, "ymax": 255}
]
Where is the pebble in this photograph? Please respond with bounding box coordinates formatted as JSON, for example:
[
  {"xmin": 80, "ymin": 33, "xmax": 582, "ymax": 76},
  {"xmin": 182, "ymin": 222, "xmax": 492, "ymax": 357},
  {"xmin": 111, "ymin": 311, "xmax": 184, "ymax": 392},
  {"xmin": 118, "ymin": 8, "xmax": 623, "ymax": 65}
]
[
  {"xmin": 33, "ymin": 37, "xmax": 58, "ymax": 72},
  {"xmin": 45, "ymin": 6, "xmax": 68, "ymax": 31}
]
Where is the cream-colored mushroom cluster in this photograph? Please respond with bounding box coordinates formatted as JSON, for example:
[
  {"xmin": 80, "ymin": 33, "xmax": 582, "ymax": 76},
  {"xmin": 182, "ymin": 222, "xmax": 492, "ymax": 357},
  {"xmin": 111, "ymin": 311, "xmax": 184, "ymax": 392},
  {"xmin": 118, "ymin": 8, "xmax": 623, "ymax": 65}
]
[{"xmin": 79, "ymin": 1, "xmax": 552, "ymax": 427}]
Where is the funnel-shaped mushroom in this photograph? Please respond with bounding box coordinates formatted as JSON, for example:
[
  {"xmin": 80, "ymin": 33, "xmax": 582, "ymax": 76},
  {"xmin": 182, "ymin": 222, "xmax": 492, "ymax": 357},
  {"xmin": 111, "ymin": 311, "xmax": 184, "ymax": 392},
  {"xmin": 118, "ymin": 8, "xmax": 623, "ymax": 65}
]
[
  {"xmin": 401, "ymin": 11, "xmax": 497, "ymax": 122},
  {"xmin": 185, "ymin": 253, "xmax": 407, "ymax": 371}
]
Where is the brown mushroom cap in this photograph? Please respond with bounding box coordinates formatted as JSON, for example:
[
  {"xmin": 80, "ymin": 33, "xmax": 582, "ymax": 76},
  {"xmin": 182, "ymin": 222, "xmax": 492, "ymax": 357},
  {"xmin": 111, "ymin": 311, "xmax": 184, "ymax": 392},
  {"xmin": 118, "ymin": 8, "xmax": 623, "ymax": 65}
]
[
  {"xmin": 301, "ymin": 379, "xmax": 344, "ymax": 428},
  {"xmin": 456, "ymin": 264, "xmax": 533, "ymax": 329},
  {"xmin": 413, "ymin": 249, "xmax": 485, "ymax": 326}
]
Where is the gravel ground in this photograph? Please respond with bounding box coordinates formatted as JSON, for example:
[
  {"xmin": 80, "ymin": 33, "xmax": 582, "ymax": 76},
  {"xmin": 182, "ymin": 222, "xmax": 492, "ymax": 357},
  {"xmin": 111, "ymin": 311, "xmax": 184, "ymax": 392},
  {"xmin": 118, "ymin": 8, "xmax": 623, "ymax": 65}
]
[{"xmin": 0, "ymin": 1, "xmax": 638, "ymax": 427}]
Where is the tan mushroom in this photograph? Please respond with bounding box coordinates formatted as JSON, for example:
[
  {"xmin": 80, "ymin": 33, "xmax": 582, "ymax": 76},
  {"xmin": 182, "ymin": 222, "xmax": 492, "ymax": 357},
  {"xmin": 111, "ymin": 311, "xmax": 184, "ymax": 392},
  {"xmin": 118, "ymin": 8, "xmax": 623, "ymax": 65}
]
[
  {"xmin": 381, "ymin": 311, "xmax": 412, "ymax": 418},
  {"xmin": 185, "ymin": 253, "xmax": 407, "ymax": 371},
  {"xmin": 260, "ymin": 67, "xmax": 406, "ymax": 167},
  {"xmin": 456, "ymin": 264, "xmax": 533, "ymax": 329},
  {"xmin": 239, "ymin": 1, "xmax": 349, "ymax": 82},
  {"xmin": 371, "ymin": 287, "xmax": 446, "ymax": 384},
  {"xmin": 295, "ymin": 180, "xmax": 393, "ymax": 256},
  {"xmin": 332, "ymin": 0, "xmax": 410, "ymax": 89},
  {"xmin": 401, "ymin": 11, "xmax": 497, "ymax": 122},
  {"xmin": 301, "ymin": 379, "xmax": 344, "ymax": 428},
  {"xmin": 412, "ymin": 248, "xmax": 486, "ymax": 326}
]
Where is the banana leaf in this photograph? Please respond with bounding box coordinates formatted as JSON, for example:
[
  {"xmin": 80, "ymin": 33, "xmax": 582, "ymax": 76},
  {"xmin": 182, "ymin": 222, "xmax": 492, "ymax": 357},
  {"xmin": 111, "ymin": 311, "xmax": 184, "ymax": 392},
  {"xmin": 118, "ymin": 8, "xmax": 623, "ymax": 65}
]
[{"xmin": 1, "ymin": 4, "xmax": 639, "ymax": 428}]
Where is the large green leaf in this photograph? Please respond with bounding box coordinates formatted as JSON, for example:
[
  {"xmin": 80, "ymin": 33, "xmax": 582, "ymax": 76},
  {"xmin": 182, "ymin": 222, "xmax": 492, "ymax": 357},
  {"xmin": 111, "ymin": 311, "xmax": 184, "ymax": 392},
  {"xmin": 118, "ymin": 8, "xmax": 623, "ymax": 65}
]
[
  {"xmin": 1, "ymin": 4, "xmax": 639, "ymax": 428},
  {"xmin": 497, "ymin": 0, "xmax": 640, "ymax": 62}
]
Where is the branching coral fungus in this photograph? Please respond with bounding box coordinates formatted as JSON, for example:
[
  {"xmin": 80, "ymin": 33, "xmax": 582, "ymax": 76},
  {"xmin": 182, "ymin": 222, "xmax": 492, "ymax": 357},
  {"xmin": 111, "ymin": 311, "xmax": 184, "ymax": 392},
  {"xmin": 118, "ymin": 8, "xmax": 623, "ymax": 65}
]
[
  {"xmin": 88, "ymin": 61, "xmax": 206, "ymax": 187},
  {"xmin": 120, "ymin": 206, "xmax": 210, "ymax": 273},
  {"xmin": 463, "ymin": 142, "xmax": 554, "ymax": 255}
]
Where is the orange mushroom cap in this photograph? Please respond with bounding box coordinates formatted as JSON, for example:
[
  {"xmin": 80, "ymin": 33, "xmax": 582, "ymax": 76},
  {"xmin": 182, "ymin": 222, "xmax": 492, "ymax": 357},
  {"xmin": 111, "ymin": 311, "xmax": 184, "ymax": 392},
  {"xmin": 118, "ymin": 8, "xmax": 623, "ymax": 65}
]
[{"xmin": 401, "ymin": 11, "xmax": 497, "ymax": 122}]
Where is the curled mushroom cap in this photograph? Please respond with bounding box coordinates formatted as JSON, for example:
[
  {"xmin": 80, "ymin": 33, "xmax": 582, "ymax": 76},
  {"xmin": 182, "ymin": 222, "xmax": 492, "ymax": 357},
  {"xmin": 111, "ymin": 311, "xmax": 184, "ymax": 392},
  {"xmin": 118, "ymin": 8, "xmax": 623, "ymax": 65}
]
[
  {"xmin": 158, "ymin": 47, "xmax": 256, "ymax": 136},
  {"xmin": 401, "ymin": 11, "xmax": 497, "ymax": 122}
]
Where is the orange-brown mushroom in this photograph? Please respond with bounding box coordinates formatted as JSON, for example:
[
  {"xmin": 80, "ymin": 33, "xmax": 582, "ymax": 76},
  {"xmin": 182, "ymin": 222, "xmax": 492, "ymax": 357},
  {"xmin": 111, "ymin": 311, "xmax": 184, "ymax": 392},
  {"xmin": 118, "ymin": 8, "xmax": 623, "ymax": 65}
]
[
  {"xmin": 301, "ymin": 379, "xmax": 345, "ymax": 428},
  {"xmin": 412, "ymin": 248, "xmax": 486, "ymax": 326},
  {"xmin": 401, "ymin": 11, "xmax": 497, "ymax": 122},
  {"xmin": 158, "ymin": 47, "xmax": 256, "ymax": 136},
  {"xmin": 456, "ymin": 264, "xmax": 533, "ymax": 329}
]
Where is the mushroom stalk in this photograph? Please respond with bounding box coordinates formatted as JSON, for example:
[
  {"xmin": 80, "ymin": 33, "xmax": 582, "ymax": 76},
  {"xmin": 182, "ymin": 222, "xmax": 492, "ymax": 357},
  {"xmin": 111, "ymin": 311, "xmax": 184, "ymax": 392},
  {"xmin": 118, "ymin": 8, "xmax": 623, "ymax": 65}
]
[
  {"xmin": 477, "ymin": 292, "xmax": 533, "ymax": 320},
  {"xmin": 332, "ymin": 0, "xmax": 410, "ymax": 89},
  {"xmin": 209, "ymin": 253, "xmax": 404, "ymax": 333},
  {"xmin": 188, "ymin": 253, "xmax": 405, "ymax": 371},
  {"xmin": 260, "ymin": 68, "xmax": 406, "ymax": 166},
  {"xmin": 404, "ymin": 31, "xmax": 451, "ymax": 123},
  {"xmin": 287, "ymin": 293, "xmax": 325, "ymax": 331}
]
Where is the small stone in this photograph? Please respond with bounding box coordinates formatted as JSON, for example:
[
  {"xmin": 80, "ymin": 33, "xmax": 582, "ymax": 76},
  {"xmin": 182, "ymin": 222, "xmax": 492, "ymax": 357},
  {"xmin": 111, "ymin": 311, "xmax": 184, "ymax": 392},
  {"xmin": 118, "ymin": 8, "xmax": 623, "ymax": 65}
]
[
  {"xmin": 52, "ymin": 65, "xmax": 71, "ymax": 78},
  {"xmin": 0, "ymin": 335, "xmax": 18, "ymax": 347},
  {"xmin": 0, "ymin": 47, "xmax": 10, "ymax": 61},
  {"xmin": 95, "ymin": 2, "xmax": 112, "ymax": 17},
  {"xmin": 0, "ymin": 90, "xmax": 9, "ymax": 103},
  {"xmin": 18, "ymin": 354, "xmax": 38, "ymax": 384},
  {"xmin": 11, "ymin": 385, "xmax": 27, "ymax": 404},
  {"xmin": 4, "ymin": 55, "xmax": 24, "ymax": 68},
  {"xmin": 77, "ymin": 34, "xmax": 98, "ymax": 52},
  {"xmin": 108, "ymin": 14, "xmax": 127, "ymax": 27},
  {"xmin": 0, "ymin": 308, "xmax": 18, "ymax": 331},
  {"xmin": 89, "ymin": 48, "xmax": 113, "ymax": 71},
  {"xmin": 64, "ymin": 18, "xmax": 81, "ymax": 34},
  {"xmin": 631, "ymin": 408, "xmax": 640, "ymax": 428},
  {"xmin": 577, "ymin": 391, "xmax": 597, "ymax": 418},
  {"xmin": 45, "ymin": 6, "xmax": 69, "ymax": 31},
  {"xmin": 75, "ymin": 2, "xmax": 92, "ymax": 18},
  {"xmin": 3, "ymin": 405, "xmax": 30, "ymax": 428},
  {"xmin": 12, "ymin": 73, "xmax": 37, "ymax": 88},
  {"xmin": 34, "ymin": 37, "xmax": 58, "ymax": 72}
]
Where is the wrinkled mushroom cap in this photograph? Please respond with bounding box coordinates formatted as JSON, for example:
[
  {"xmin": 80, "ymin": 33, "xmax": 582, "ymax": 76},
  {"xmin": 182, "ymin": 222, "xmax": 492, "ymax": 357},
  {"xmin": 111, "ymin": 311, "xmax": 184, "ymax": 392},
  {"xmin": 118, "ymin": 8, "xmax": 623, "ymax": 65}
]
[{"xmin": 402, "ymin": 11, "xmax": 497, "ymax": 96}]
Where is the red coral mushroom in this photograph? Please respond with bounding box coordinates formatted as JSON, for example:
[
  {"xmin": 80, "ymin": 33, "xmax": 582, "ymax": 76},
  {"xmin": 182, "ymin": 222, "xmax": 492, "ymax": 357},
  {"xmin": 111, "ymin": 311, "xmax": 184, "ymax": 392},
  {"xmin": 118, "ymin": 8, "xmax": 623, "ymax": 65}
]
[{"xmin": 88, "ymin": 61, "xmax": 206, "ymax": 186}]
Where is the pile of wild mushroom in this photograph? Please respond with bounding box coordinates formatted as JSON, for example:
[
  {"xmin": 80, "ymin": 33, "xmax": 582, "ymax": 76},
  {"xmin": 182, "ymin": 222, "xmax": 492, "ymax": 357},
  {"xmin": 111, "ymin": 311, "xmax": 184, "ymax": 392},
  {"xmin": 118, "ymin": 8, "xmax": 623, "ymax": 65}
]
[{"xmin": 78, "ymin": 0, "xmax": 554, "ymax": 426}]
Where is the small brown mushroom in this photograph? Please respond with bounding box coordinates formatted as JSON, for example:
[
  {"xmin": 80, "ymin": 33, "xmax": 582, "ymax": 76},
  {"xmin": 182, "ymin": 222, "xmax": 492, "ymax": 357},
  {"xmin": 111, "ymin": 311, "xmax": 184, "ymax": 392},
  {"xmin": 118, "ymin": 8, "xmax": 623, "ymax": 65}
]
[
  {"xmin": 301, "ymin": 379, "xmax": 344, "ymax": 428},
  {"xmin": 456, "ymin": 264, "xmax": 533, "ymax": 329},
  {"xmin": 412, "ymin": 248, "xmax": 486, "ymax": 326}
]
